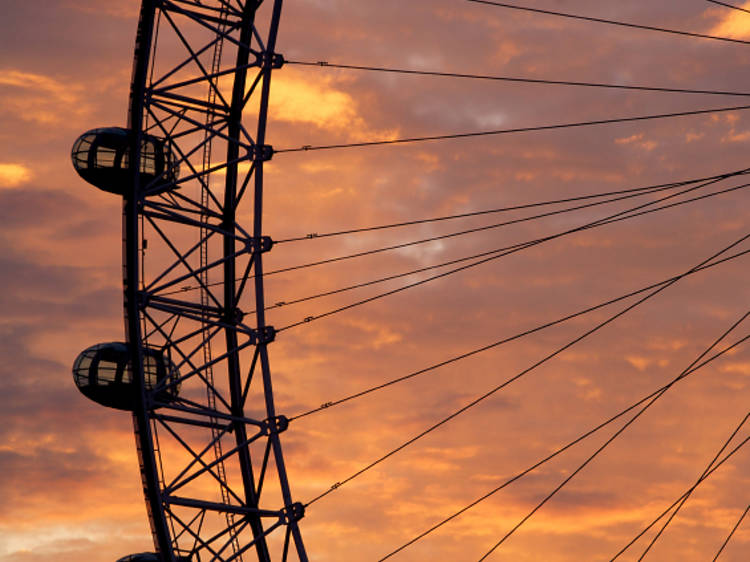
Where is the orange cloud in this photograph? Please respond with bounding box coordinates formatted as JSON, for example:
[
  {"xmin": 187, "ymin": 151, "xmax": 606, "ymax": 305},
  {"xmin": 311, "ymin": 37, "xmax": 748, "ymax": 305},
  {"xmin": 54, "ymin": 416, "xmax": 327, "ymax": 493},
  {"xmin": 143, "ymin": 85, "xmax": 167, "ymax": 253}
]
[
  {"xmin": 708, "ymin": 1, "xmax": 750, "ymax": 39},
  {"xmin": 615, "ymin": 133, "xmax": 658, "ymax": 151},
  {"xmin": 267, "ymin": 73, "xmax": 398, "ymax": 141},
  {"xmin": 68, "ymin": 0, "xmax": 139, "ymax": 19},
  {"xmin": 0, "ymin": 69, "xmax": 89, "ymax": 126},
  {"xmin": 0, "ymin": 163, "xmax": 32, "ymax": 188}
]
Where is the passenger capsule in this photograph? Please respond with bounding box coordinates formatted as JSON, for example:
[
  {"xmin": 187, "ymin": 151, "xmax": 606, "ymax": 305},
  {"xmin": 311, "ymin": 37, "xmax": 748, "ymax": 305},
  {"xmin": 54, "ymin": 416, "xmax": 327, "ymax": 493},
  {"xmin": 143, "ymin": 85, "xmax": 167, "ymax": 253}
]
[
  {"xmin": 72, "ymin": 342, "xmax": 180, "ymax": 410},
  {"xmin": 71, "ymin": 127, "xmax": 179, "ymax": 195},
  {"xmin": 116, "ymin": 553, "xmax": 192, "ymax": 562}
]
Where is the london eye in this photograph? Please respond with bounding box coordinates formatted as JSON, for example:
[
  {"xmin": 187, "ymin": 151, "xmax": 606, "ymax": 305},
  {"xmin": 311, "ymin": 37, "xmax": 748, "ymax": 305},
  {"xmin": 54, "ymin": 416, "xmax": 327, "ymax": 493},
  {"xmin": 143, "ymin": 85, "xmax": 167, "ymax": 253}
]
[
  {"xmin": 72, "ymin": 1, "xmax": 305, "ymax": 560},
  {"xmin": 68, "ymin": 1, "xmax": 749, "ymax": 561}
]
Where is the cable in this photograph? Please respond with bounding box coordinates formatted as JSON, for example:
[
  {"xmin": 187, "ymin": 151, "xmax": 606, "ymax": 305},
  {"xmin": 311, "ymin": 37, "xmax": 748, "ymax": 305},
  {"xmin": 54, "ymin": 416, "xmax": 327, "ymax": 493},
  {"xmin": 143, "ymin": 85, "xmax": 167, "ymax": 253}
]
[
  {"xmin": 265, "ymin": 248, "xmax": 750, "ymax": 325},
  {"xmin": 274, "ymin": 104, "xmax": 750, "ymax": 153},
  {"xmin": 275, "ymin": 168, "xmax": 750, "ymax": 244},
  {"xmin": 279, "ymin": 183, "xmax": 749, "ymax": 332},
  {"xmin": 712, "ymin": 504, "xmax": 750, "ymax": 561},
  {"xmin": 467, "ymin": 1, "xmax": 750, "ymax": 45},
  {"xmin": 278, "ymin": 180, "xmax": 750, "ymax": 332},
  {"xmin": 611, "ymin": 429, "xmax": 750, "ymax": 559},
  {"xmin": 269, "ymin": 178, "xmax": 715, "ymax": 283},
  {"xmin": 300, "ymin": 232, "xmax": 750, "ymax": 507},
  {"xmin": 379, "ymin": 324, "xmax": 750, "ymax": 561},
  {"xmin": 234, "ymin": 179, "xmax": 700, "ymax": 278},
  {"xmin": 705, "ymin": 0, "xmax": 750, "ymax": 16},
  {"xmin": 642, "ymin": 466, "xmax": 748, "ymax": 558},
  {"xmin": 478, "ymin": 352, "xmax": 750, "ymax": 560},
  {"xmin": 289, "ymin": 249, "xmax": 750, "ymax": 421},
  {"xmin": 164, "ymin": 168, "xmax": 750, "ymax": 297},
  {"xmin": 482, "ymin": 436, "xmax": 750, "ymax": 561},
  {"xmin": 617, "ymin": 412, "xmax": 750, "ymax": 560},
  {"xmin": 286, "ymin": 59, "xmax": 750, "ymax": 98}
]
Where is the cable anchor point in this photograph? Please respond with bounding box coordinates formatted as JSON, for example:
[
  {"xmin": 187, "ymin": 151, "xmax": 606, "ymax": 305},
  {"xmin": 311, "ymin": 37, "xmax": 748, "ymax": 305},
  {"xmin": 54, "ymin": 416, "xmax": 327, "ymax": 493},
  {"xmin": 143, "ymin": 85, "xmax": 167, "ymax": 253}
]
[
  {"xmin": 262, "ymin": 414, "xmax": 289, "ymax": 436},
  {"xmin": 256, "ymin": 51, "xmax": 285, "ymax": 69},
  {"xmin": 246, "ymin": 235, "xmax": 274, "ymax": 253},
  {"xmin": 250, "ymin": 325, "xmax": 276, "ymax": 345},
  {"xmin": 253, "ymin": 143, "xmax": 274, "ymax": 162},
  {"xmin": 281, "ymin": 502, "xmax": 305, "ymax": 525}
]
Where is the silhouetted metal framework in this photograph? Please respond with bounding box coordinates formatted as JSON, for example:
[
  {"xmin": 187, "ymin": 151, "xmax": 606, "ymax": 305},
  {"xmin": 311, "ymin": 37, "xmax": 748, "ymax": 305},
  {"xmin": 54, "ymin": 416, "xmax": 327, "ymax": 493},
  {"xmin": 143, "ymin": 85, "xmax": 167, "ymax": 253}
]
[
  {"xmin": 67, "ymin": 1, "xmax": 749, "ymax": 560},
  {"xmin": 122, "ymin": 1, "xmax": 306, "ymax": 560}
]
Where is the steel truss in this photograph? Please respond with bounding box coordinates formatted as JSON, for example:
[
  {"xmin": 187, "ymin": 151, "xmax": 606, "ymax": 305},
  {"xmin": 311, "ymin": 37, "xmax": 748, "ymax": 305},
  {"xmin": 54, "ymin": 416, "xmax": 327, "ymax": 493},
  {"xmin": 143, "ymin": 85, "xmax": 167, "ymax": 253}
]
[{"xmin": 123, "ymin": 1, "xmax": 306, "ymax": 560}]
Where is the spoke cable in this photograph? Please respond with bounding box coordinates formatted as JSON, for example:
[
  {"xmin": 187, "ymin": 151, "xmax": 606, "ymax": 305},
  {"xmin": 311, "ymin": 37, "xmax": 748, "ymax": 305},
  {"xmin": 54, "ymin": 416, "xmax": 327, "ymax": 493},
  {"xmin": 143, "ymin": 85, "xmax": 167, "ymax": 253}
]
[
  {"xmin": 263, "ymin": 247, "xmax": 749, "ymax": 321},
  {"xmin": 300, "ymin": 232, "xmax": 750, "ymax": 507},
  {"xmin": 712, "ymin": 504, "xmax": 750, "ymax": 561},
  {"xmin": 483, "ymin": 435, "xmax": 750, "ymax": 561},
  {"xmin": 616, "ymin": 412, "xmax": 750, "ymax": 560},
  {"xmin": 289, "ymin": 247, "xmax": 750, "ymax": 422},
  {"xmin": 278, "ymin": 180, "xmax": 750, "ymax": 332},
  {"xmin": 379, "ymin": 320, "xmax": 750, "ymax": 561},
  {"xmin": 478, "ymin": 343, "xmax": 750, "ymax": 560},
  {"xmin": 610, "ymin": 444, "xmax": 750, "ymax": 561},
  {"xmin": 287, "ymin": 59, "xmax": 750, "ymax": 98},
  {"xmin": 275, "ymin": 168, "xmax": 750, "ymax": 244},
  {"xmin": 270, "ymin": 179, "xmax": 721, "ymax": 288},
  {"xmin": 467, "ymin": 0, "xmax": 750, "ymax": 45},
  {"xmin": 705, "ymin": 0, "xmax": 750, "ymax": 16},
  {"xmin": 163, "ymin": 168, "xmax": 750, "ymax": 298},
  {"xmin": 274, "ymin": 104, "xmax": 750, "ymax": 153},
  {"xmin": 209, "ymin": 179, "xmax": 697, "ymax": 282}
]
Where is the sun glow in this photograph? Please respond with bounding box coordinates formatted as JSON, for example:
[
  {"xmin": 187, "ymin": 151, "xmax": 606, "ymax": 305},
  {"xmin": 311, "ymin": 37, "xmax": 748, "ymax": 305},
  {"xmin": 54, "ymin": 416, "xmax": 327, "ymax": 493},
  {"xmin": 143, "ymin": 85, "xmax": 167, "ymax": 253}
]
[{"xmin": 709, "ymin": 1, "xmax": 750, "ymax": 38}]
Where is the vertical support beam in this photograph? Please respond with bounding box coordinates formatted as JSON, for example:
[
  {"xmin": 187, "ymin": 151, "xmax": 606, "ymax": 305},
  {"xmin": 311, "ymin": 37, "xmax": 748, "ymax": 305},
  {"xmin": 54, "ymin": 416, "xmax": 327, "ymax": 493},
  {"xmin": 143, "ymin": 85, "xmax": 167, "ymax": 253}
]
[
  {"xmin": 125, "ymin": 1, "xmax": 175, "ymax": 559},
  {"xmin": 122, "ymin": 0, "xmax": 308, "ymax": 559},
  {"xmin": 251, "ymin": 1, "xmax": 309, "ymax": 560},
  {"xmin": 223, "ymin": 1, "xmax": 272, "ymax": 560}
]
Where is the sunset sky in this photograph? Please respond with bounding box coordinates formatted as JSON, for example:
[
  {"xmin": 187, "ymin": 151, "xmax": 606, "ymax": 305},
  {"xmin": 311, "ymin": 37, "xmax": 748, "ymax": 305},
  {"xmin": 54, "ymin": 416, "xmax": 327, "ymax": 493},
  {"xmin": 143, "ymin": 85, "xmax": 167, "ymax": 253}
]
[{"xmin": 1, "ymin": 1, "xmax": 750, "ymax": 561}]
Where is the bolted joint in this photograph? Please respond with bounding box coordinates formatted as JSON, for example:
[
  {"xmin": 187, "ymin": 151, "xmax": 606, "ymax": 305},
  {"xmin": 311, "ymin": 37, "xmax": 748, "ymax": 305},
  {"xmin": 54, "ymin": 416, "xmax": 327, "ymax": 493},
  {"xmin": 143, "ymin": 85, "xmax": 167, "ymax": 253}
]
[
  {"xmin": 262, "ymin": 414, "xmax": 289, "ymax": 436},
  {"xmin": 255, "ymin": 51, "xmax": 285, "ymax": 69},
  {"xmin": 281, "ymin": 502, "xmax": 305, "ymax": 525},
  {"xmin": 142, "ymin": 392, "xmax": 157, "ymax": 410},
  {"xmin": 253, "ymin": 143, "xmax": 274, "ymax": 162},
  {"xmin": 222, "ymin": 307, "xmax": 244, "ymax": 325},
  {"xmin": 246, "ymin": 236, "xmax": 274, "ymax": 254},
  {"xmin": 135, "ymin": 290, "xmax": 150, "ymax": 310},
  {"xmin": 250, "ymin": 325, "xmax": 276, "ymax": 345}
]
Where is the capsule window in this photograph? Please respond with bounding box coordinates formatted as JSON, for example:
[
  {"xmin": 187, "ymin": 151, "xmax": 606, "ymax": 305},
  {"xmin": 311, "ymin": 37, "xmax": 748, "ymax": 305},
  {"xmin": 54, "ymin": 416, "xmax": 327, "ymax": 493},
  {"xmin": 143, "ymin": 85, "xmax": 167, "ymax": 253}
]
[
  {"xmin": 71, "ymin": 135, "xmax": 93, "ymax": 170},
  {"xmin": 72, "ymin": 350, "xmax": 94, "ymax": 388},
  {"xmin": 143, "ymin": 354, "xmax": 160, "ymax": 388},
  {"xmin": 142, "ymin": 140, "xmax": 157, "ymax": 176},
  {"xmin": 95, "ymin": 146, "xmax": 118, "ymax": 169},
  {"xmin": 97, "ymin": 359, "xmax": 119, "ymax": 385}
]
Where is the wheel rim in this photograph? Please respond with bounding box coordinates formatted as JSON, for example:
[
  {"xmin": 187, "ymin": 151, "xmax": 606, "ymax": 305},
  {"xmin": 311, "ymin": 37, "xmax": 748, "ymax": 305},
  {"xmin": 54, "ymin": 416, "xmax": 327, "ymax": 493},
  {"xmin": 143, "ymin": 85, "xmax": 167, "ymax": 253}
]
[{"xmin": 122, "ymin": 1, "xmax": 306, "ymax": 560}]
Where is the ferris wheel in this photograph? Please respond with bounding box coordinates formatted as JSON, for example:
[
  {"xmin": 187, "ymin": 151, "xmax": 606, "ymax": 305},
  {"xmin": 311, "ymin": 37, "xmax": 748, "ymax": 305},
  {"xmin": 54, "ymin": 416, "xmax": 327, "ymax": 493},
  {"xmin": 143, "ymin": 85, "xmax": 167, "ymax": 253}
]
[
  {"xmin": 71, "ymin": 1, "xmax": 304, "ymax": 560},
  {"xmin": 68, "ymin": 1, "xmax": 750, "ymax": 561}
]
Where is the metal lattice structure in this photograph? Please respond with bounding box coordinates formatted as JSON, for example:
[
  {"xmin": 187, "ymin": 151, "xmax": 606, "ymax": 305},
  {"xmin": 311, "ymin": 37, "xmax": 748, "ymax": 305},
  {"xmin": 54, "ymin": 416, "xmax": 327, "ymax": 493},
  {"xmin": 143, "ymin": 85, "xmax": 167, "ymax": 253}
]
[{"xmin": 120, "ymin": 1, "xmax": 305, "ymax": 560}]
